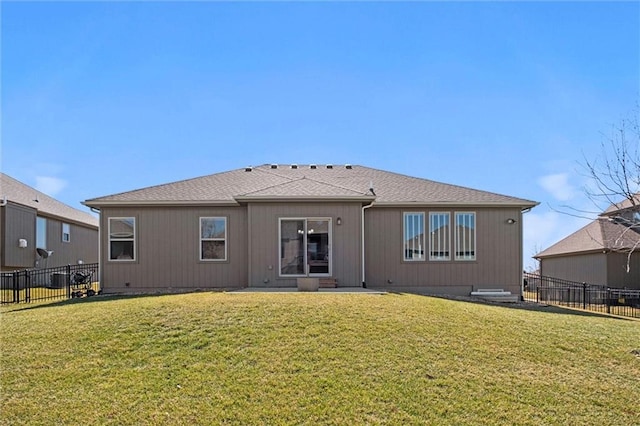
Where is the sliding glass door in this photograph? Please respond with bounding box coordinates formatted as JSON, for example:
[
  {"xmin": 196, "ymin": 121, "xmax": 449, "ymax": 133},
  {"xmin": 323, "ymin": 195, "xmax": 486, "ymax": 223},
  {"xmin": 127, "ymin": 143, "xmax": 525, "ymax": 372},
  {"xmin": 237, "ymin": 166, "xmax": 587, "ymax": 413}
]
[{"xmin": 280, "ymin": 218, "xmax": 331, "ymax": 276}]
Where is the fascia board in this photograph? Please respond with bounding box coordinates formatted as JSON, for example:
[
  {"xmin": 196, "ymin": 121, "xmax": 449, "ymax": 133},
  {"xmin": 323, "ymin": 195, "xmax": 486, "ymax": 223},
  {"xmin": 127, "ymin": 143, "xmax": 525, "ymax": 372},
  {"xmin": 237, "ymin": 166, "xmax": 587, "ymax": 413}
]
[
  {"xmin": 371, "ymin": 201, "xmax": 539, "ymax": 209},
  {"xmin": 82, "ymin": 200, "xmax": 241, "ymax": 208},
  {"xmin": 233, "ymin": 196, "xmax": 376, "ymax": 203}
]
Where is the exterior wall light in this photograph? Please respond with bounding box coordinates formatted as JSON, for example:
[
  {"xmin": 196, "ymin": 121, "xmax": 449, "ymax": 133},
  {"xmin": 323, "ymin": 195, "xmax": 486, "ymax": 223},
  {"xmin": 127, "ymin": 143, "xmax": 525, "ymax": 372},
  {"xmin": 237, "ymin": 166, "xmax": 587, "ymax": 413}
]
[
  {"xmin": 337, "ymin": 217, "xmax": 342, "ymax": 225},
  {"xmin": 18, "ymin": 239, "xmax": 27, "ymax": 248},
  {"xmin": 506, "ymin": 218, "xmax": 516, "ymax": 224}
]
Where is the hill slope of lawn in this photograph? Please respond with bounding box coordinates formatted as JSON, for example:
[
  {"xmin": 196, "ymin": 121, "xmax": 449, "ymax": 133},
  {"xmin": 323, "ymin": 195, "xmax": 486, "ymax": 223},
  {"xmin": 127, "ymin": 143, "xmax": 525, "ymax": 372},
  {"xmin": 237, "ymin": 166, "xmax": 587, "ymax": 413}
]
[{"xmin": 1, "ymin": 292, "xmax": 638, "ymax": 425}]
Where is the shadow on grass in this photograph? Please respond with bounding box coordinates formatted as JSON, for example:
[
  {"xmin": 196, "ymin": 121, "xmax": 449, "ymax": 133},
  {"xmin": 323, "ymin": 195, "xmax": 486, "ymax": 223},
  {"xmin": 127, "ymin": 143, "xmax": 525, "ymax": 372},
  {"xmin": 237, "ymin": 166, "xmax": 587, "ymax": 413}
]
[
  {"xmin": 386, "ymin": 291, "xmax": 639, "ymax": 321},
  {"xmin": 0, "ymin": 289, "xmax": 229, "ymax": 314},
  {"xmin": 3, "ymin": 289, "xmax": 638, "ymax": 322}
]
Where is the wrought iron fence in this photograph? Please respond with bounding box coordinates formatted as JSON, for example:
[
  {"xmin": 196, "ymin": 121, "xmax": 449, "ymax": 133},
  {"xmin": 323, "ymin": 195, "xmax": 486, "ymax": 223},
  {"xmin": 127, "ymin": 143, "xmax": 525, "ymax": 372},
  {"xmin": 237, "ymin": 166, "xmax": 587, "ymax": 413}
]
[
  {"xmin": 523, "ymin": 272, "xmax": 640, "ymax": 319},
  {"xmin": 1, "ymin": 263, "xmax": 100, "ymax": 304}
]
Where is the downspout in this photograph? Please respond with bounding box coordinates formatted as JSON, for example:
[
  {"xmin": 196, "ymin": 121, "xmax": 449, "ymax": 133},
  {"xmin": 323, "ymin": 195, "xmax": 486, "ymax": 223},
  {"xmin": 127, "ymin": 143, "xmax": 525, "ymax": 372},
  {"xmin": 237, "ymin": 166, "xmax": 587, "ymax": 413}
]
[
  {"xmin": 361, "ymin": 200, "xmax": 375, "ymax": 287},
  {"xmin": 0, "ymin": 196, "xmax": 7, "ymax": 207},
  {"xmin": 88, "ymin": 206, "xmax": 101, "ymax": 290},
  {"xmin": 519, "ymin": 206, "xmax": 532, "ymax": 300}
]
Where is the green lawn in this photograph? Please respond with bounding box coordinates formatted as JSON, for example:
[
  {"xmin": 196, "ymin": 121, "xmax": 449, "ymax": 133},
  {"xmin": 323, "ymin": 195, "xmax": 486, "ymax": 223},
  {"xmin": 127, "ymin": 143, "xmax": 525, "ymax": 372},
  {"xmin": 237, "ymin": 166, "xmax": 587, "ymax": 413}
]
[{"xmin": 1, "ymin": 292, "xmax": 638, "ymax": 425}]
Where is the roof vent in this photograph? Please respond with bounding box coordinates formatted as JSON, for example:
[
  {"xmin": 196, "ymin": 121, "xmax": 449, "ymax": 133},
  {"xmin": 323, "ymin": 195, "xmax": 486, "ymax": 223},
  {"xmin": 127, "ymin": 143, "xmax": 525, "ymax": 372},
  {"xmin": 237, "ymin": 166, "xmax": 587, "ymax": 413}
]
[
  {"xmin": 345, "ymin": 164, "xmax": 352, "ymax": 169},
  {"xmin": 310, "ymin": 164, "xmax": 317, "ymax": 169},
  {"xmin": 245, "ymin": 166, "xmax": 253, "ymax": 172},
  {"xmin": 270, "ymin": 164, "xmax": 278, "ymax": 169},
  {"xmin": 326, "ymin": 164, "xmax": 333, "ymax": 169},
  {"xmin": 291, "ymin": 164, "xmax": 298, "ymax": 169}
]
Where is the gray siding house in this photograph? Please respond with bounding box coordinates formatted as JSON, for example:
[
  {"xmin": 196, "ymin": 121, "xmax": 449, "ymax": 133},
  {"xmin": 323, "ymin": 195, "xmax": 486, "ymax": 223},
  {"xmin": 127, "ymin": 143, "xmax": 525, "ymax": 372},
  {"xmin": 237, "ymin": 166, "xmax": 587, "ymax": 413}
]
[
  {"xmin": 84, "ymin": 164, "xmax": 537, "ymax": 296},
  {"xmin": 1, "ymin": 173, "xmax": 99, "ymax": 271},
  {"xmin": 535, "ymin": 197, "xmax": 640, "ymax": 288}
]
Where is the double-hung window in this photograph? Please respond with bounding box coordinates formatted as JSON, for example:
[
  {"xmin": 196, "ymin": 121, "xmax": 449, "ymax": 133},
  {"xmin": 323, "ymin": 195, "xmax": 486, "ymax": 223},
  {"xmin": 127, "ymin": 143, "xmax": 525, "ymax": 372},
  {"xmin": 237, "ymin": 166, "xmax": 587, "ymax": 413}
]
[
  {"xmin": 200, "ymin": 217, "xmax": 227, "ymax": 261},
  {"xmin": 109, "ymin": 217, "xmax": 135, "ymax": 261},
  {"xmin": 455, "ymin": 212, "xmax": 476, "ymax": 261},
  {"xmin": 62, "ymin": 223, "xmax": 71, "ymax": 243},
  {"xmin": 403, "ymin": 212, "xmax": 425, "ymax": 261},
  {"xmin": 429, "ymin": 212, "xmax": 450, "ymax": 261}
]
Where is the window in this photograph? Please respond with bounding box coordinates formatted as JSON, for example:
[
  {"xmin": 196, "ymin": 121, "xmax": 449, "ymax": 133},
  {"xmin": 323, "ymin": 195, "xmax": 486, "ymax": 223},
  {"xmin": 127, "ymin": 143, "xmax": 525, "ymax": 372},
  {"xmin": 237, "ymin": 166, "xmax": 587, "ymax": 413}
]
[
  {"xmin": 455, "ymin": 212, "xmax": 476, "ymax": 261},
  {"xmin": 62, "ymin": 223, "xmax": 71, "ymax": 243},
  {"xmin": 404, "ymin": 213, "xmax": 425, "ymax": 261},
  {"xmin": 109, "ymin": 217, "xmax": 135, "ymax": 261},
  {"xmin": 36, "ymin": 217, "xmax": 47, "ymax": 249},
  {"xmin": 280, "ymin": 218, "xmax": 331, "ymax": 276},
  {"xmin": 200, "ymin": 217, "xmax": 227, "ymax": 261},
  {"xmin": 429, "ymin": 212, "xmax": 450, "ymax": 261}
]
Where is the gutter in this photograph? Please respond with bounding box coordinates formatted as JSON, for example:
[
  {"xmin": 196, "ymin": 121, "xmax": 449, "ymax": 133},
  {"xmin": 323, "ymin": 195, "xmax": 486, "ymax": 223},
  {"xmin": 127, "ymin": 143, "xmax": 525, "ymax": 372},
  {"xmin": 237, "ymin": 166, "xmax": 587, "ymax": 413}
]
[{"xmin": 361, "ymin": 200, "xmax": 375, "ymax": 287}]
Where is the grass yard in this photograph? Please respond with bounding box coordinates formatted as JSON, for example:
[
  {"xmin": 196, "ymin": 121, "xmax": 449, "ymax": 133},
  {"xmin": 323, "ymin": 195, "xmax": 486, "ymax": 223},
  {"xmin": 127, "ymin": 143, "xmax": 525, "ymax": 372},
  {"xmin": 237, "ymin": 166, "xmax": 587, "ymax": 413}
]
[{"xmin": 1, "ymin": 292, "xmax": 638, "ymax": 425}]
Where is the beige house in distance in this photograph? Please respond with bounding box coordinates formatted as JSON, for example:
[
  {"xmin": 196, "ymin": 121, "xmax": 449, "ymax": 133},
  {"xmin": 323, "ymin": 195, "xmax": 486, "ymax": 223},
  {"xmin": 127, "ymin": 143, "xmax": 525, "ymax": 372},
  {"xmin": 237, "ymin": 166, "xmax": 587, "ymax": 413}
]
[
  {"xmin": 1, "ymin": 173, "xmax": 98, "ymax": 271},
  {"xmin": 535, "ymin": 196, "xmax": 640, "ymax": 288},
  {"xmin": 83, "ymin": 164, "xmax": 537, "ymax": 296}
]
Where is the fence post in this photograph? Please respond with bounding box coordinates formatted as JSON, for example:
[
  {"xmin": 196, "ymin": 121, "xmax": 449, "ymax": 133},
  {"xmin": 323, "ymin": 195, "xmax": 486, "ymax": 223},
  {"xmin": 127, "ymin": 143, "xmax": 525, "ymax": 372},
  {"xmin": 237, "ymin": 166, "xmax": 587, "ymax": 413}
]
[
  {"xmin": 582, "ymin": 282, "xmax": 587, "ymax": 310},
  {"xmin": 606, "ymin": 288, "xmax": 611, "ymax": 314},
  {"xmin": 13, "ymin": 271, "xmax": 19, "ymax": 303},
  {"xmin": 66, "ymin": 264, "xmax": 72, "ymax": 299},
  {"xmin": 25, "ymin": 270, "xmax": 30, "ymax": 303}
]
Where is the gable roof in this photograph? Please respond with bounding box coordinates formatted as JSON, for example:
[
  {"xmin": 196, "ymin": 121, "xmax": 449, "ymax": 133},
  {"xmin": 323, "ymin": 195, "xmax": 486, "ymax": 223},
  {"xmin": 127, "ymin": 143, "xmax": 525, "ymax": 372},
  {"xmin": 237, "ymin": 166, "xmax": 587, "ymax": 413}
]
[
  {"xmin": 535, "ymin": 218, "xmax": 640, "ymax": 259},
  {"xmin": 600, "ymin": 193, "xmax": 640, "ymax": 216},
  {"xmin": 84, "ymin": 164, "xmax": 538, "ymax": 208},
  {"xmin": 1, "ymin": 173, "xmax": 98, "ymax": 228}
]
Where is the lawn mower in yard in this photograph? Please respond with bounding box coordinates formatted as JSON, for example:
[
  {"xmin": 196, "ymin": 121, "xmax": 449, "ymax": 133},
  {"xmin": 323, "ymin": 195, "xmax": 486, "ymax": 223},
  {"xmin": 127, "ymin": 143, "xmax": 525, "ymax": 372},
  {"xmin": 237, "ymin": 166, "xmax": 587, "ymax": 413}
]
[{"xmin": 70, "ymin": 270, "xmax": 97, "ymax": 298}]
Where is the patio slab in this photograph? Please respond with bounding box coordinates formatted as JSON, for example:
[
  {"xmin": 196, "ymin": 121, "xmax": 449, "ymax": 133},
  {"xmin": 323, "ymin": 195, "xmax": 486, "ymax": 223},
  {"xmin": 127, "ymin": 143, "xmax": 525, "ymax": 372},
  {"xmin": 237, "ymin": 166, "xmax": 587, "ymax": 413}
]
[{"xmin": 229, "ymin": 287, "xmax": 387, "ymax": 294}]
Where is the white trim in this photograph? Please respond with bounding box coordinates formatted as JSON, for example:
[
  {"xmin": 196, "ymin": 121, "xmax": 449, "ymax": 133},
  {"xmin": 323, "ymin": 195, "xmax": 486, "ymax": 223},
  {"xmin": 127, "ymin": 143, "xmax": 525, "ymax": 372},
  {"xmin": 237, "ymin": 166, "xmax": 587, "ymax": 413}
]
[
  {"xmin": 199, "ymin": 217, "xmax": 228, "ymax": 262},
  {"xmin": 403, "ymin": 212, "xmax": 425, "ymax": 261},
  {"xmin": 108, "ymin": 217, "xmax": 136, "ymax": 262},
  {"xmin": 62, "ymin": 223, "xmax": 71, "ymax": 243},
  {"xmin": 454, "ymin": 211, "xmax": 476, "ymax": 261},
  {"xmin": 429, "ymin": 212, "xmax": 451, "ymax": 261},
  {"xmin": 278, "ymin": 217, "xmax": 332, "ymax": 277}
]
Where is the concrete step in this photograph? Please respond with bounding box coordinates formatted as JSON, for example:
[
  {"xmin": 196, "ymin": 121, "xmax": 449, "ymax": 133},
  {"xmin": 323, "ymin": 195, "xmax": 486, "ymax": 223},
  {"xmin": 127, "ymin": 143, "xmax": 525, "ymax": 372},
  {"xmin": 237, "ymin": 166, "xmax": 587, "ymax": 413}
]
[
  {"xmin": 470, "ymin": 288, "xmax": 519, "ymax": 303},
  {"xmin": 319, "ymin": 278, "xmax": 338, "ymax": 288}
]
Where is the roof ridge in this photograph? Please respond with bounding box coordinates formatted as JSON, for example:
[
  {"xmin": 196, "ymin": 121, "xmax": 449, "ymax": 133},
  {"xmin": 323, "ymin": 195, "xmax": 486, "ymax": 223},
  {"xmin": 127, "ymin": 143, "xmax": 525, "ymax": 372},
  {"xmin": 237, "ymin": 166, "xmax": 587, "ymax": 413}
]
[
  {"xmin": 301, "ymin": 175, "xmax": 370, "ymax": 196},
  {"xmin": 237, "ymin": 171, "xmax": 298, "ymax": 196}
]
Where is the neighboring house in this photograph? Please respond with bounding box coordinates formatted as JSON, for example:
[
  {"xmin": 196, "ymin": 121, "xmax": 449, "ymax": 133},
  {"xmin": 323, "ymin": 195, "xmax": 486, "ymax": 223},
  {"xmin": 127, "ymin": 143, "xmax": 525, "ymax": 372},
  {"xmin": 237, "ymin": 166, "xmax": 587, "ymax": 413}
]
[
  {"xmin": 534, "ymin": 198, "xmax": 640, "ymax": 289},
  {"xmin": 83, "ymin": 164, "xmax": 537, "ymax": 296},
  {"xmin": 0, "ymin": 173, "xmax": 99, "ymax": 271}
]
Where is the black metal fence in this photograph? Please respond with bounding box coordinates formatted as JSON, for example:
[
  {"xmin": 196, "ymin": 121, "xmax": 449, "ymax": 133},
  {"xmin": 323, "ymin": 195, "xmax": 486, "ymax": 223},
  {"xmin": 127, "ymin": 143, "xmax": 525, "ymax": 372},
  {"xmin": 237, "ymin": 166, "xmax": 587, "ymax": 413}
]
[
  {"xmin": 523, "ymin": 272, "xmax": 640, "ymax": 319},
  {"xmin": 1, "ymin": 263, "xmax": 100, "ymax": 304}
]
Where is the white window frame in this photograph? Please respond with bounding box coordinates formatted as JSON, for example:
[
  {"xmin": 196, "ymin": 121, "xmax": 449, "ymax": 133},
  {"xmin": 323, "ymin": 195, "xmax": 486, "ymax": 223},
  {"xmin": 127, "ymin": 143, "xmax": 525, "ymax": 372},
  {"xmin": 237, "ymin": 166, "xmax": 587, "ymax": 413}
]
[
  {"xmin": 108, "ymin": 217, "xmax": 136, "ymax": 262},
  {"xmin": 279, "ymin": 217, "xmax": 332, "ymax": 277},
  {"xmin": 36, "ymin": 216, "xmax": 47, "ymax": 249},
  {"xmin": 403, "ymin": 212, "xmax": 425, "ymax": 261},
  {"xmin": 455, "ymin": 212, "xmax": 476, "ymax": 261},
  {"xmin": 199, "ymin": 217, "xmax": 228, "ymax": 262},
  {"xmin": 62, "ymin": 223, "xmax": 71, "ymax": 243},
  {"xmin": 429, "ymin": 212, "xmax": 451, "ymax": 261}
]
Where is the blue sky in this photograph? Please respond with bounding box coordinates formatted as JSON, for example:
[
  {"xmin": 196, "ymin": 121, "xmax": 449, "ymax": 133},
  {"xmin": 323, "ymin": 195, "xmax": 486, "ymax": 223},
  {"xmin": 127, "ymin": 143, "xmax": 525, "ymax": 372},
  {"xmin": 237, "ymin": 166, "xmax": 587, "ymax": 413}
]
[{"xmin": 2, "ymin": 2, "xmax": 639, "ymax": 269}]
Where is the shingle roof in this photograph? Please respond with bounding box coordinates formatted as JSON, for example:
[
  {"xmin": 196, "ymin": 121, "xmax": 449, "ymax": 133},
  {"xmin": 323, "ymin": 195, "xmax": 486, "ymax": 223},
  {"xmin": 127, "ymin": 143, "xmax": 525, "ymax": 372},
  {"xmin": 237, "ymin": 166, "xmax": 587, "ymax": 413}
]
[
  {"xmin": 1, "ymin": 173, "xmax": 98, "ymax": 228},
  {"xmin": 84, "ymin": 164, "xmax": 538, "ymax": 208},
  {"xmin": 601, "ymin": 193, "xmax": 640, "ymax": 216},
  {"xmin": 535, "ymin": 218, "xmax": 640, "ymax": 258}
]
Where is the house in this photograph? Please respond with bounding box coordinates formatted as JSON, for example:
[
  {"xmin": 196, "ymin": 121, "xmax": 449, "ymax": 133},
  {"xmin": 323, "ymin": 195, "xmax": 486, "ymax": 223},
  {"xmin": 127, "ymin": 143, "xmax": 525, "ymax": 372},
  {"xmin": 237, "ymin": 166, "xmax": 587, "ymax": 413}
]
[
  {"xmin": 534, "ymin": 197, "xmax": 640, "ymax": 288},
  {"xmin": 83, "ymin": 164, "xmax": 537, "ymax": 296},
  {"xmin": 0, "ymin": 173, "xmax": 99, "ymax": 271}
]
